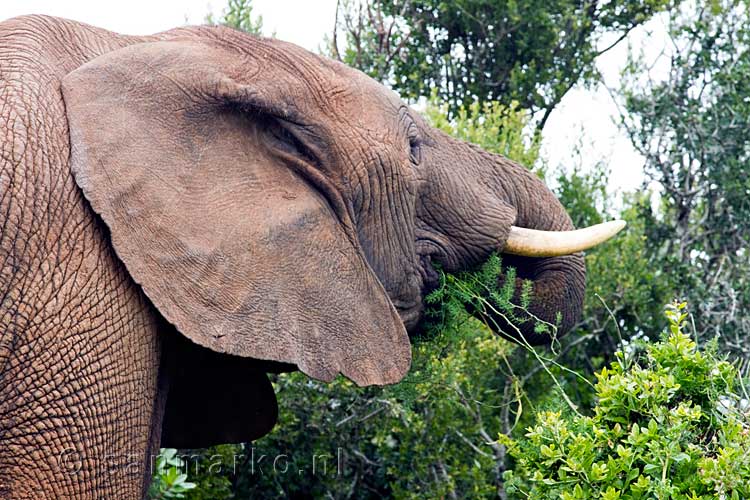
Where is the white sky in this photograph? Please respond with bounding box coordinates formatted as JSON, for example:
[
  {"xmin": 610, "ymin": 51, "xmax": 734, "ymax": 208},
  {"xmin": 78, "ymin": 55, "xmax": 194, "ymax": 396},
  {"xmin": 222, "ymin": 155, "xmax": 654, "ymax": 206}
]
[{"xmin": 0, "ymin": 0, "xmax": 670, "ymax": 198}]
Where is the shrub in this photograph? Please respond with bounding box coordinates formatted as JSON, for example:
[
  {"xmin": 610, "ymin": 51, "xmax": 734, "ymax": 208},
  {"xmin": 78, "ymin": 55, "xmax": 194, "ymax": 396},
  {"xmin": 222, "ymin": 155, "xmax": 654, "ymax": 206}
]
[
  {"xmin": 148, "ymin": 449, "xmax": 196, "ymax": 499},
  {"xmin": 500, "ymin": 302, "xmax": 750, "ymax": 499}
]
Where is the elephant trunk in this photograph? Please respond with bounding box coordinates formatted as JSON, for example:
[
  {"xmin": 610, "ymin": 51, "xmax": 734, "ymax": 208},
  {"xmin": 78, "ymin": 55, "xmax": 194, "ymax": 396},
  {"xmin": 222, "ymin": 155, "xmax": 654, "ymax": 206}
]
[
  {"xmin": 493, "ymin": 252, "xmax": 586, "ymax": 345},
  {"xmin": 484, "ymin": 150, "xmax": 590, "ymax": 344},
  {"xmin": 420, "ymin": 134, "xmax": 619, "ymax": 345},
  {"xmin": 486, "ymin": 149, "xmax": 590, "ymax": 344}
]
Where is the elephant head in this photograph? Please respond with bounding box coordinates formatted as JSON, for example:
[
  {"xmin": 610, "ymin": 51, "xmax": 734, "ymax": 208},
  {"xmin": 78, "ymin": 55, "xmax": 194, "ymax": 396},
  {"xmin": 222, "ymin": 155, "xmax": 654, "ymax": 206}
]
[{"xmin": 57, "ymin": 27, "xmax": 622, "ymax": 447}]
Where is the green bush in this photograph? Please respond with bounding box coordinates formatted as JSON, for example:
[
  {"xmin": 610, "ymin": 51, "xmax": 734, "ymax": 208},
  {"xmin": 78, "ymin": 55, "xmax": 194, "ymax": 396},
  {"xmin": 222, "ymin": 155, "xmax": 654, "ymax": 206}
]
[
  {"xmin": 500, "ymin": 302, "xmax": 750, "ymax": 499},
  {"xmin": 148, "ymin": 449, "xmax": 196, "ymax": 499}
]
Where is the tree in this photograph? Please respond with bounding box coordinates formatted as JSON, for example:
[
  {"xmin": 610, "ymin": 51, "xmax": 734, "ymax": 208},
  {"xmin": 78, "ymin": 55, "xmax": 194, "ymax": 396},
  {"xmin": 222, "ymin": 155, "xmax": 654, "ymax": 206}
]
[
  {"xmin": 205, "ymin": 0, "xmax": 264, "ymax": 35},
  {"xmin": 619, "ymin": 0, "xmax": 750, "ymax": 361},
  {"xmin": 330, "ymin": 0, "xmax": 675, "ymax": 128}
]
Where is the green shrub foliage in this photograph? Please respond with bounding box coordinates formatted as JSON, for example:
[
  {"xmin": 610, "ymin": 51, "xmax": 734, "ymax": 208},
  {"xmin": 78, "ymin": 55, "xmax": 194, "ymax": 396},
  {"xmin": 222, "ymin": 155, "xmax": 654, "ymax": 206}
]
[
  {"xmin": 620, "ymin": 0, "xmax": 750, "ymax": 362},
  {"xmin": 501, "ymin": 302, "xmax": 750, "ymax": 499},
  {"xmin": 148, "ymin": 449, "xmax": 197, "ymax": 499}
]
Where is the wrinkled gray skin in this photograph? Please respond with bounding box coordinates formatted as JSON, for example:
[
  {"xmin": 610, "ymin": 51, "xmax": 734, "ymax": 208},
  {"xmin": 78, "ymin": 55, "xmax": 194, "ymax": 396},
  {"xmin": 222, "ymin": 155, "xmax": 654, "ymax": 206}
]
[{"xmin": 0, "ymin": 16, "xmax": 584, "ymax": 499}]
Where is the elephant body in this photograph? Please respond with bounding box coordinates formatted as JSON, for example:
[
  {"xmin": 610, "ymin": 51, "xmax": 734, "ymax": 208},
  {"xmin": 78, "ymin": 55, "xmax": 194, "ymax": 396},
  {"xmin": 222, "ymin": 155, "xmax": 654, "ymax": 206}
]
[
  {"xmin": 0, "ymin": 15, "xmax": 586, "ymax": 499},
  {"xmin": 0, "ymin": 17, "xmax": 164, "ymax": 499}
]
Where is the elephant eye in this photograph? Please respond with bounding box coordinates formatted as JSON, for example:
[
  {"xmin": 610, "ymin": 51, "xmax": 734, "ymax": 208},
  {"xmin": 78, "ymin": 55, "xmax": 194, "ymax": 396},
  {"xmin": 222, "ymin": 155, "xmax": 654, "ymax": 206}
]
[{"xmin": 266, "ymin": 117, "xmax": 317, "ymax": 165}]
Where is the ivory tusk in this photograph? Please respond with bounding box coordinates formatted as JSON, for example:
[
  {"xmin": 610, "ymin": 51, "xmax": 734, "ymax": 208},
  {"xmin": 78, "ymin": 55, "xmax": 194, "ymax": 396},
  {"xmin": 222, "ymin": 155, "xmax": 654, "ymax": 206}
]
[{"xmin": 503, "ymin": 220, "xmax": 627, "ymax": 257}]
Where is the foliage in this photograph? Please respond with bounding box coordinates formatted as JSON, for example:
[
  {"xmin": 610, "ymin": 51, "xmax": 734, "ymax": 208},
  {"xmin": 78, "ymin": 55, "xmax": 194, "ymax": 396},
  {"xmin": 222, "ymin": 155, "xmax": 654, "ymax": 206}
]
[
  {"xmin": 552, "ymin": 160, "xmax": 676, "ymax": 392},
  {"xmin": 425, "ymin": 95, "xmax": 542, "ymax": 173},
  {"xmin": 176, "ymin": 445, "xmax": 237, "ymax": 500},
  {"xmin": 422, "ymin": 254, "xmax": 536, "ymax": 339},
  {"xmin": 620, "ymin": 0, "xmax": 750, "ymax": 362},
  {"xmin": 148, "ymin": 449, "xmax": 196, "ymax": 499},
  {"xmin": 205, "ymin": 0, "xmax": 263, "ymax": 34},
  {"xmin": 330, "ymin": 0, "xmax": 675, "ymax": 127},
  {"xmin": 501, "ymin": 302, "xmax": 750, "ymax": 499},
  {"xmin": 228, "ymin": 328, "xmax": 514, "ymax": 498}
]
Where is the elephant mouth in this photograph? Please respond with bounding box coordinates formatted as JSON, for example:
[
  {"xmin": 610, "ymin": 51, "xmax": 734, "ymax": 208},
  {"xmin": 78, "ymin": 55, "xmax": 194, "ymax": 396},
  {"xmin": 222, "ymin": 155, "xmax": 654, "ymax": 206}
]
[
  {"xmin": 389, "ymin": 251, "xmax": 440, "ymax": 333},
  {"xmin": 418, "ymin": 252, "xmax": 441, "ymax": 295},
  {"xmin": 397, "ymin": 303, "xmax": 424, "ymax": 331}
]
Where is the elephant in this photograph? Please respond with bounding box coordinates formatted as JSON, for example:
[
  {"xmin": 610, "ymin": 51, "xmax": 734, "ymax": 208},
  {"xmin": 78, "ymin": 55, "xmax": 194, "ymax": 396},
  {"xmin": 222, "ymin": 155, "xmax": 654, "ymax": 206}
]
[{"xmin": 0, "ymin": 15, "xmax": 624, "ymax": 499}]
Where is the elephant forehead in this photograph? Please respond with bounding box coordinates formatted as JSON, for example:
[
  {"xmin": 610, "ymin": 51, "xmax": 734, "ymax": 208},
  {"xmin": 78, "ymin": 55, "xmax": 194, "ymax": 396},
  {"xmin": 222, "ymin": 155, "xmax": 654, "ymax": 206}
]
[{"xmin": 330, "ymin": 78, "xmax": 404, "ymax": 131}]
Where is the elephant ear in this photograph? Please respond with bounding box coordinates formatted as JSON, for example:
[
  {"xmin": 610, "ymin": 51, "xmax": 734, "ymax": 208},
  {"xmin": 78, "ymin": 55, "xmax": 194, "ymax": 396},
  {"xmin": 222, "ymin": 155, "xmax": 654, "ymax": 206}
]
[{"xmin": 62, "ymin": 39, "xmax": 410, "ymax": 386}]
